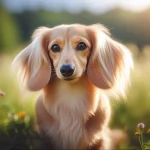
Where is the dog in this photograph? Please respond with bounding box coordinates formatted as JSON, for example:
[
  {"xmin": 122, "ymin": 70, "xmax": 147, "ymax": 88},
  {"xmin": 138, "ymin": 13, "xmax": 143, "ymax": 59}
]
[{"xmin": 12, "ymin": 24, "xmax": 133, "ymax": 150}]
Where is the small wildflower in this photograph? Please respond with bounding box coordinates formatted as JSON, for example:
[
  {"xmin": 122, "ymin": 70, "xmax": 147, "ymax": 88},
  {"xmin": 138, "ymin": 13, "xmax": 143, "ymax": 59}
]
[
  {"xmin": 135, "ymin": 131, "xmax": 141, "ymax": 135},
  {"xmin": 17, "ymin": 111, "xmax": 26, "ymax": 118},
  {"xmin": 136, "ymin": 127, "xmax": 140, "ymax": 132},
  {"xmin": 137, "ymin": 123, "xmax": 145, "ymax": 130},
  {"xmin": 8, "ymin": 113, "xmax": 14, "ymax": 119},
  {"xmin": 147, "ymin": 128, "xmax": 150, "ymax": 133}
]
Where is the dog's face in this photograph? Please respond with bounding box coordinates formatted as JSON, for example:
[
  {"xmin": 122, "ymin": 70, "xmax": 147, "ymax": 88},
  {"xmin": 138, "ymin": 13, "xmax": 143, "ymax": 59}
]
[
  {"xmin": 12, "ymin": 24, "xmax": 133, "ymax": 96},
  {"xmin": 48, "ymin": 25, "xmax": 91, "ymax": 82}
]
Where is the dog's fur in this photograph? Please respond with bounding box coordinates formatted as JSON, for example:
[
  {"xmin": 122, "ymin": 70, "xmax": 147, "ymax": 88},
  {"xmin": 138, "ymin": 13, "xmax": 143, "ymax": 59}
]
[{"xmin": 12, "ymin": 24, "xmax": 133, "ymax": 150}]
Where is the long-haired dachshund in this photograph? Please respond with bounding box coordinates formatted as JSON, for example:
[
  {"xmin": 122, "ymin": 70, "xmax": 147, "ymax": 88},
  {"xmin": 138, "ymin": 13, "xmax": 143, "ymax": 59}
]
[{"xmin": 12, "ymin": 24, "xmax": 133, "ymax": 150}]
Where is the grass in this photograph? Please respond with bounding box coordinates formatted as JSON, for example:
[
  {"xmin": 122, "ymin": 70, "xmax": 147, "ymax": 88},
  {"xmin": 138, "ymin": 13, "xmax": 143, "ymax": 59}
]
[
  {"xmin": 0, "ymin": 52, "xmax": 38, "ymax": 122},
  {"xmin": 0, "ymin": 44, "xmax": 150, "ymax": 149},
  {"xmin": 110, "ymin": 46, "xmax": 150, "ymax": 149}
]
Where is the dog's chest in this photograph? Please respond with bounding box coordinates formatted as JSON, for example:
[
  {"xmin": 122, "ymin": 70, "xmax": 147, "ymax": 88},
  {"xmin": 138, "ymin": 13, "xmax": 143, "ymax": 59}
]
[
  {"xmin": 45, "ymin": 83, "xmax": 92, "ymax": 148},
  {"xmin": 43, "ymin": 78, "xmax": 101, "ymax": 148}
]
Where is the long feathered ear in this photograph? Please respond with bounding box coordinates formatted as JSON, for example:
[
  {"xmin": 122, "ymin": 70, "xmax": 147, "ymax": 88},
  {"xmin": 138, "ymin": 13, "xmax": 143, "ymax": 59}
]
[
  {"xmin": 87, "ymin": 24, "xmax": 133, "ymax": 96},
  {"xmin": 12, "ymin": 27, "xmax": 51, "ymax": 91}
]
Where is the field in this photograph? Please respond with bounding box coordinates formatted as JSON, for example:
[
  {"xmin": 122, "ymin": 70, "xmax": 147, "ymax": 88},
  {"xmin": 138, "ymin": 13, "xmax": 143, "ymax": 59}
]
[
  {"xmin": 0, "ymin": 44, "xmax": 150, "ymax": 149},
  {"xmin": 0, "ymin": 51, "xmax": 38, "ymax": 120}
]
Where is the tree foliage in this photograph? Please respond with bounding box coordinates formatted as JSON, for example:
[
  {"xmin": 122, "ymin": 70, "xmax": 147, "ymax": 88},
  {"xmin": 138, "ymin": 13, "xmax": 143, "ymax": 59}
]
[
  {"xmin": 0, "ymin": 6, "xmax": 21, "ymax": 52},
  {"xmin": 0, "ymin": 4, "xmax": 150, "ymax": 52}
]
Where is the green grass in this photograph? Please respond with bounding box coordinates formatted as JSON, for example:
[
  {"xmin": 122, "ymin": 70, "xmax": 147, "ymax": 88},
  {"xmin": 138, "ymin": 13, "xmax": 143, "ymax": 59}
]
[
  {"xmin": 0, "ymin": 52, "xmax": 37, "ymax": 122},
  {"xmin": 0, "ymin": 112, "xmax": 39, "ymax": 150},
  {"xmin": 110, "ymin": 47, "xmax": 150, "ymax": 149}
]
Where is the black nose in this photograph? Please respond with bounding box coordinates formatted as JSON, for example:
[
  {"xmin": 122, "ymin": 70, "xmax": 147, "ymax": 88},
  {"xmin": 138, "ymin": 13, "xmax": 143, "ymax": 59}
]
[{"xmin": 60, "ymin": 64, "xmax": 75, "ymax": 77}]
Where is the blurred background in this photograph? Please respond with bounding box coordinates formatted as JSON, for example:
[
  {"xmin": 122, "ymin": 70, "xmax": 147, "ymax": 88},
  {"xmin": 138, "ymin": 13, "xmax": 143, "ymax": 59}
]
[{"xmin": 0, "ymin": 0, "xmax": 150, "ymax": 149}]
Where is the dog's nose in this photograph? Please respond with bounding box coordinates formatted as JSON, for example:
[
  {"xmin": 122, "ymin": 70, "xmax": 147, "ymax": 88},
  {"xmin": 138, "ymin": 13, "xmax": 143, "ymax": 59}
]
[{"xmin": 60, "ymin": 64, "xmax": 75, "ymax": 77}]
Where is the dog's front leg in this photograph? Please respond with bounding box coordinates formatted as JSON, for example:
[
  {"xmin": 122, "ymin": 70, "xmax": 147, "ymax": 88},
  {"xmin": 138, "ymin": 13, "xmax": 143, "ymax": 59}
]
[{"xmin": 35, "ymin": 95, "xmax": 56, "ymax": 149}]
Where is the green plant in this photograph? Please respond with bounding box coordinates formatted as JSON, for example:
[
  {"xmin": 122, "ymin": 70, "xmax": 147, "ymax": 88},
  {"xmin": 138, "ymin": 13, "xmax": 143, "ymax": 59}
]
[
  {"xmin": 0, "ymin": 54, "xmax": 36, "ymax": 121},
  {"xmin": 135, "ymin": 123, "xmax": 150, "ymax": 150},
  {"xmin": 0, "ymin": 112, "xmax": 39, "ymax": 150}
]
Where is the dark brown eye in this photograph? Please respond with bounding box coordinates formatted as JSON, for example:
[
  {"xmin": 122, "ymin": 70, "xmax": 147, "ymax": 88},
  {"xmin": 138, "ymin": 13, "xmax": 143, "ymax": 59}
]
[
  {"xmin": 76, "ymin": 42, "xmax": 87, "ymax": 51},
  {"xmin": 51, "ymin": 44, "xmax": 61, "ymax": 53}
]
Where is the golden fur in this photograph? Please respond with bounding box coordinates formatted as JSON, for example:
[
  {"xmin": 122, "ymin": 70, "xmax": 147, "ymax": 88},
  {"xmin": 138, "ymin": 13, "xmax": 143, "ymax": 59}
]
[{"xmin": 12, "ymin": 24, "xmax": 133, "ymax": 149}]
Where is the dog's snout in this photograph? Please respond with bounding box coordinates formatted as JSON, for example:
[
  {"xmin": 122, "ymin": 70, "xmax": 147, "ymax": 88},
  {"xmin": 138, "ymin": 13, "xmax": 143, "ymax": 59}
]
[{"xmin": 60, "ymin": 64, "xmax": 75, "ymax": 77}]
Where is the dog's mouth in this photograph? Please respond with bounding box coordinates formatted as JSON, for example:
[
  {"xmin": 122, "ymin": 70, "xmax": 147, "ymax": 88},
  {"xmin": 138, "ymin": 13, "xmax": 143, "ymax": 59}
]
[
  {"xmin": 64, "ymin": 78, "xmax": 76, "ymax": 81},
  {"xmin": 64, "ymin": 78, "xmax": 79, "ymax": 82}
]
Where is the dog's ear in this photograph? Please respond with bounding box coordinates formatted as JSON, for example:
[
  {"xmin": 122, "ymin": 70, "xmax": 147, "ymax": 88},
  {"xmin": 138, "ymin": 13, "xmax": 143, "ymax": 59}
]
[
  {"xmin": 87, "ymin": 24, "xmax": 133, "ymax": 96},
  {"xmin": 12, "ymin": 27, "xmax": 51, "ymax": 91}
]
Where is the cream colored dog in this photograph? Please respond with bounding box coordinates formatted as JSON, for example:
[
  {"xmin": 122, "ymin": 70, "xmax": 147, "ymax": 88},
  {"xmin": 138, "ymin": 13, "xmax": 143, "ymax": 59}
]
[{"xmin": 12, "ymin": 24, "xmax": 133, "ymax": 150}]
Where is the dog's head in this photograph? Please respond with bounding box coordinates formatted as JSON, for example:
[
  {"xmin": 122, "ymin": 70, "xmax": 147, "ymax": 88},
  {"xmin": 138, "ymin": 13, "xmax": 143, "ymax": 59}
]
[{"xmin": 12, "ymin": 24, "xmax": 133, "ymax": 95}]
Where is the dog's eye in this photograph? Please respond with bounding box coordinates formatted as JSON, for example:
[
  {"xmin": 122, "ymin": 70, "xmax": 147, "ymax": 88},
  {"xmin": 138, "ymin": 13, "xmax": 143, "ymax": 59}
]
[
  {"xmin": 51, "ymin": 44, "xmax": 61, "ymax": 53},
  {"xmin": 76, "ymin": 42, "xmax": 87, "ymax": 51}
]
